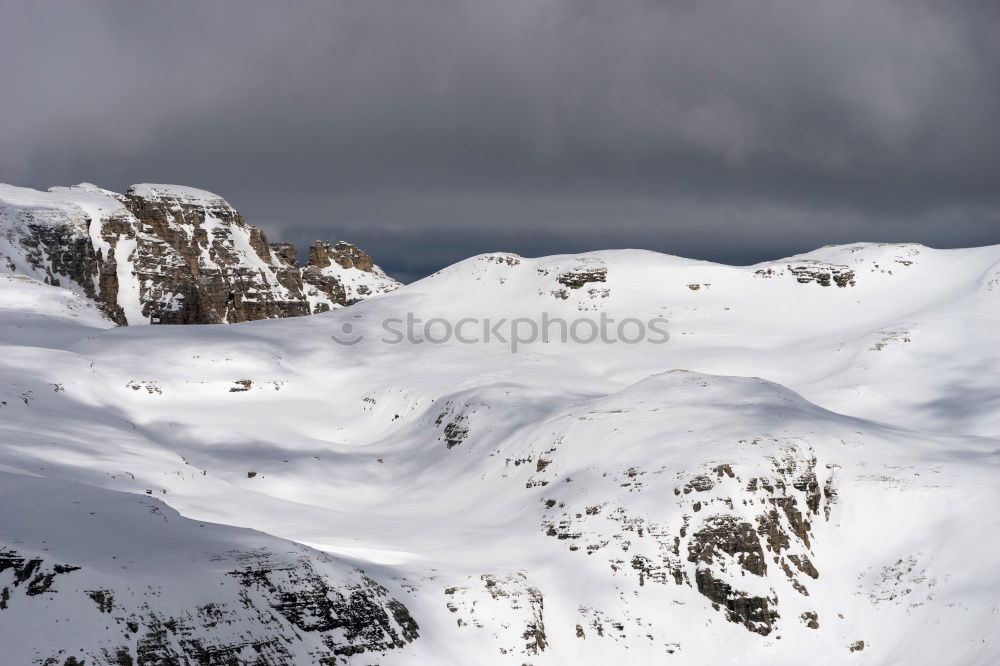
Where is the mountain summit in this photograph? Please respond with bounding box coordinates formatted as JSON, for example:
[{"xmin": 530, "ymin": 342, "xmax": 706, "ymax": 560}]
[{"xmin": 0, "ymin": 183, "xmax": 399, "ymax": 325}]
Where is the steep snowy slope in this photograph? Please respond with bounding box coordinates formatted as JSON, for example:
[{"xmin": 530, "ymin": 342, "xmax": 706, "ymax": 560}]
[
  {"xmin": 0, "ymin": 183, "xmax": 399, "ymax": 325},
  {"xmin": 1, "ymin": 243, "xmax": 998, "ymax": 664},
  {"xmin": 0, "ymin": 474, "xmax": 418, "ymax": 666}
]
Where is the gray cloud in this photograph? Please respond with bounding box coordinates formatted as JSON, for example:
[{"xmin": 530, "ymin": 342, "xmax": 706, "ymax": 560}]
[{"xmin": 2, "ymin": 0, "xmax": 998, "ymax": 280}]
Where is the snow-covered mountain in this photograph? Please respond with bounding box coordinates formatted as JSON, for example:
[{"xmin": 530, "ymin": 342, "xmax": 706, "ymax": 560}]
[
  {"xmin": 1, "ymin": 242, "xmax": 999, "ymax": 664},
  {"xmin": 0, "ymin": 183, "xmax": 399, "ymax": 325}
]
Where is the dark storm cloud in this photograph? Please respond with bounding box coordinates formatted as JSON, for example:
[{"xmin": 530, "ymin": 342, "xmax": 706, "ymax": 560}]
[{"xmin": 1, "ymin": 0, "xmax": 998, "ymax": 279}]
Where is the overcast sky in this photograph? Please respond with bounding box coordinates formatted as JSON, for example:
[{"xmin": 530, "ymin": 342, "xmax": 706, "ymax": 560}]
[{"xmin": 1, "ymin": 1, "xmax": 998, "ymax": 281}]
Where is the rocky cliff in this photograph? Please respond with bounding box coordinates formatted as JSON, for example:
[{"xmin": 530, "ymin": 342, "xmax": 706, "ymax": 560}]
[{"xmin": 0, "ymin": 183, "xmax": 399, "ymax": 325}]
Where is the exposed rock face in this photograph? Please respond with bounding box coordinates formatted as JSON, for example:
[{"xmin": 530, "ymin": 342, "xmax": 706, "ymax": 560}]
[
  {"xmin": 539, "ymin": 445, "xmax": 831, "ymax": 637},
  {"xmin": 754, "ymin": 261, "xmax": 856, "ymax": 287},
  {"xmin": 307, "ymin": 240, "xmax": 374, "ymax": 272},
  {"xmin": 0, "ymin": 187, "xmax": 111, "ymax": 311},
  {"xmin": 556, "ymin": 266, "xmax": 607, "ymax": 290},
  {"xmin": 117, "ymin": 184, "xmax": 312, "ymax": 325},
  {"xmin": 302, "ymin": 241, "xmax": 398, "ymax": 312},
  {"xmin": 0, "ymin": 183, "xmax": 400, "ymax": 325}
]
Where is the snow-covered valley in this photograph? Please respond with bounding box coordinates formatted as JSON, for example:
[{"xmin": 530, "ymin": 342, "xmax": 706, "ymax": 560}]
[{"xmin": 2, "ymin": 237, "xmax": 999, "ymax": 664}]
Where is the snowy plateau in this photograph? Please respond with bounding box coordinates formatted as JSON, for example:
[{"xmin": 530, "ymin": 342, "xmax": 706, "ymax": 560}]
[{"xmin": 0, "ymin": 187, "xmax": 998, "ymax": 665}]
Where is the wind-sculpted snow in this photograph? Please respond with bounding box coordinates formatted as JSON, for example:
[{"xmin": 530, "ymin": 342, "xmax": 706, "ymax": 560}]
[{"xmin": 1, "ymin": 242, "xmax": 999, "ymax": 664}]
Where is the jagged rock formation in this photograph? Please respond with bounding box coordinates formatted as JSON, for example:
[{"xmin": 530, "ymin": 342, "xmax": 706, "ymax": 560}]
[
  {"xmin": 0, "ymin": 182, "xmax": 399, "ymax": 325},
  {"xmin": 302, "ymin": 240, "xmax": 396, "ymax": 312}
]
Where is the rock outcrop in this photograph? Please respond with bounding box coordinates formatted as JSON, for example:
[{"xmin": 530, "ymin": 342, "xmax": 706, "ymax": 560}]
[
  {"xmin": 0, "ymin": 183, "xmax": 399, "ymax": 325},
  {"xmin": 302, "ymin": 241, "xmax": 398, "ymax": 312}
]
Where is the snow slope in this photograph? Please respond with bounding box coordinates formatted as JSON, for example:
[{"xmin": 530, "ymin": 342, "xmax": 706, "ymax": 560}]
[
  {"xmin": 0, "ymin": 473, "xmax": 418, "ymax": 665},
  {"xmin": 1, "ymin": 243, "xmax": 998, "ymax": 664}
]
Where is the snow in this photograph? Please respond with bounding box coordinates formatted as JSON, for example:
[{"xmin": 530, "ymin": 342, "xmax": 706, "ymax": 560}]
[
  {"xmin": 126, "ymin": 182, "xmax": 228, "ymax": 205},
  {"xmin": 112, "ymin": 236, "xmax": 146, "ymax": 325},
  {"xmin": 1, "ymin": 243, "xmax": 999, "ymax": 664},
  {"xmin": 0, "ymin": 183, "xmax": 87, "ymax": 221},
  {"xmin": 0, "ymin": 472, "xmax": 415, "ymax": 664},
  {"xmin": 0, "ymin": 183, "xmax": 127, "ymax": 225}
]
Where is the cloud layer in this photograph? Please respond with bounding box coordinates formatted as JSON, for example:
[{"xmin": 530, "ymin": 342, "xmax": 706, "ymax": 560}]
[{"xmin": 2, "ymin": 0, "xmax": 998, "ymax": 279}]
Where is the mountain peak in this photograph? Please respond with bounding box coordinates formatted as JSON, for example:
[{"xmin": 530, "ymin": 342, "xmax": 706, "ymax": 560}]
[{"xmin": 0, "ymin": 182, "xmax": 399, "ymax": 325}]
